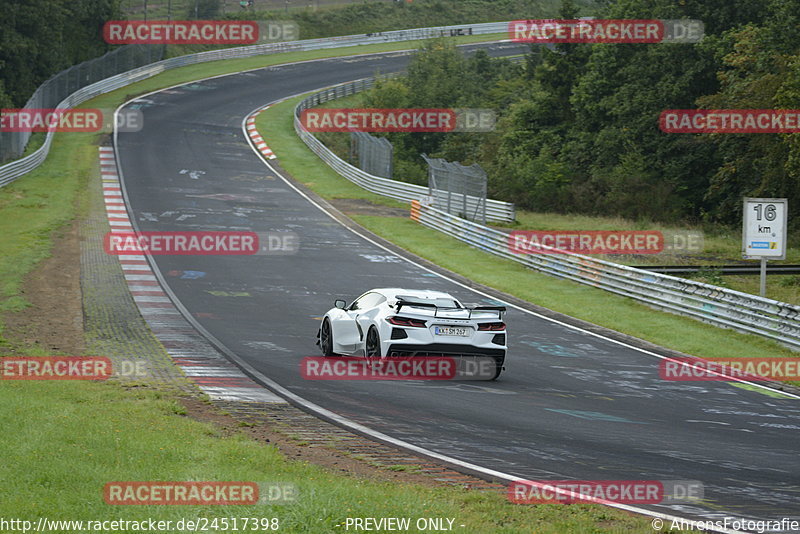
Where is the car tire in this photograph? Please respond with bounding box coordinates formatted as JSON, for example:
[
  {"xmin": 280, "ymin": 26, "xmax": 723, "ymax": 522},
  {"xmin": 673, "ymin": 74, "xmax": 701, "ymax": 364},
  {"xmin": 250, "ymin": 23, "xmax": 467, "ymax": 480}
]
[
  {"xmin": 320, "ymin": 318, "xmax": 336, "ymax": 357},
  {"xmin": 491, "ymin": 354, "xmax": 505, "ymax": 381},
  {"xmin": 365, "ymin": 326, "xmax": 381, "ymax": 360}
]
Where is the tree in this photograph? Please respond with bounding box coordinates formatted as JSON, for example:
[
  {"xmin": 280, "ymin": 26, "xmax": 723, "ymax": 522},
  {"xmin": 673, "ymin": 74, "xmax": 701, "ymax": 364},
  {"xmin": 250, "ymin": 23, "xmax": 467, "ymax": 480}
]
[
  {"xmin": 187, "ymin": 0, "xmax": 221, "ymax": 19},
  {"xmin": 0, "ymin": 0, "xmax": 119, "ymax": 107},
  {"xmin": 698, "ymin": 24, "xmax": 800, "ymax": 224}
]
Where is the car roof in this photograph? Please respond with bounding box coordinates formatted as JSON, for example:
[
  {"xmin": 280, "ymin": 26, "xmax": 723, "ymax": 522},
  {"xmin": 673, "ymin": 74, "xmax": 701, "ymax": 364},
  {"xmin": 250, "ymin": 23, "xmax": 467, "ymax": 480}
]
[{"xmin": 369, "ymin": 288, "xmax": 457, "ymax": 301}]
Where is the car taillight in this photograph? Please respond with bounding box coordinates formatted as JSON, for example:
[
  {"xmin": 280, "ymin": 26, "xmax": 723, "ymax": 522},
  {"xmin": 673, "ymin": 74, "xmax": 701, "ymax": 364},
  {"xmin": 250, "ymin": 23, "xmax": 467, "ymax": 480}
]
[
  {"xmin": 478, "ymin": 322, "xmax": 506, "ymax": 331},
  {"xmin": 387, "ymin": 316, "xmax": 427, "ymax": 328}
]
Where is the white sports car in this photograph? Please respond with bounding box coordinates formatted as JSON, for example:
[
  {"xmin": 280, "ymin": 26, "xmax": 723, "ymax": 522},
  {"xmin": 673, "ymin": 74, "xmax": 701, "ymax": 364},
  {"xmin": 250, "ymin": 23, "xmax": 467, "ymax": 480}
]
[{"xmin": 316, "ymin": 288, "xmax": 507, "ymax": 379}]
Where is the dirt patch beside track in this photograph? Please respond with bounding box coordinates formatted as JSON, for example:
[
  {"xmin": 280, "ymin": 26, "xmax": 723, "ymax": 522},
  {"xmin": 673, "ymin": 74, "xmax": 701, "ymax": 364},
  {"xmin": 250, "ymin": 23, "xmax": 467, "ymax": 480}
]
[
  {"xmin": 2, "ymin": 219, "xmax": 85, "ymax": 355},
  {"xmin": 331, "ymin": 197, "xmax": 408, "ymax": 218}
]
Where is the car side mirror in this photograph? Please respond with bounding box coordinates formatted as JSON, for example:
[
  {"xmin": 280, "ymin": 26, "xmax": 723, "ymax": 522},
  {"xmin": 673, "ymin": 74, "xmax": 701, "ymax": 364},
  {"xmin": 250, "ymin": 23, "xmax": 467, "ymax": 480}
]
[{"xmin": 334, "ymin": 299, "xmax": 347, "ymax": 309}]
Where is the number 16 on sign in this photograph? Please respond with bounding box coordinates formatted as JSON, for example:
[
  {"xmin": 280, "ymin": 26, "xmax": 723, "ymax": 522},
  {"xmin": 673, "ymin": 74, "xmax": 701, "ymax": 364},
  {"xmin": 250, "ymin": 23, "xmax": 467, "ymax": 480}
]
[{"xmin": 742, "ymin": 198, "xmax": 788, "ymax": 297}]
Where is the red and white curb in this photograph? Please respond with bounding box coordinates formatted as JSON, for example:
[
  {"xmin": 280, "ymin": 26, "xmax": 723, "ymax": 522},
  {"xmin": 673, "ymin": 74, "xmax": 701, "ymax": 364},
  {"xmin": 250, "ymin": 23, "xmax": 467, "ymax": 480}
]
[
  {"xmin": 99, "ymin": 146, "xmax": 285, "ymax": 404},
  {"xmin": 246, "ymin": 105, "xmax": 277, "ymax": 160}
]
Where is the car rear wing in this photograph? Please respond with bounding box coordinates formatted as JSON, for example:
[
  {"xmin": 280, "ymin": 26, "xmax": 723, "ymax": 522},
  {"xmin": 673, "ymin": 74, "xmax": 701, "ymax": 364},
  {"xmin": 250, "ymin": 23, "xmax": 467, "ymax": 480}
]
[
  {"xmin": 470, "ymin": 305, "xmax": 507, "ymax": 319},
  {"xmin": 394, "ymin": 299, "xmax": 506, "ymax": 319}
]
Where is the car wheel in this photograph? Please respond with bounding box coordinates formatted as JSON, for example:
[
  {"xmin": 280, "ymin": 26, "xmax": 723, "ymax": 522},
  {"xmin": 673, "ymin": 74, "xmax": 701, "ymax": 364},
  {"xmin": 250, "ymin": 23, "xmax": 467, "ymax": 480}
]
[
  {"xmin": 365, "ymin": 326, "xmax": 381, "ymax": 360},
  {"xmin": 320, "ymin": 318, "xmax": 335, "ymax": 357}
]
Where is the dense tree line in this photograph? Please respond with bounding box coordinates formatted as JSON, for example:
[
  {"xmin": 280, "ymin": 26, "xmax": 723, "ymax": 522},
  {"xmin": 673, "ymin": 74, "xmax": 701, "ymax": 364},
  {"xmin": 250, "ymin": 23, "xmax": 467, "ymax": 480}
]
[
  {"xmin": 366, "ymin": 0, "xmax": 800, "ymax": 227},
  {"xmin": 0, "ymin": 0, "xmax": 120, "ymax": 109},
  {"xmin": 228, "ymin": 0, "xmax": 597, "ymax": 39}
]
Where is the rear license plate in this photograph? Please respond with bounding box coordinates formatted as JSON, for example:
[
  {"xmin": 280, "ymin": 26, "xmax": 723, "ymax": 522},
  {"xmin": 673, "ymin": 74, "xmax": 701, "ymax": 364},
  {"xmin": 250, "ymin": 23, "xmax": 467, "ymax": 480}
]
[{"xmin": 434, "ymin": 326, "xmax": 470, "ymax": 337}]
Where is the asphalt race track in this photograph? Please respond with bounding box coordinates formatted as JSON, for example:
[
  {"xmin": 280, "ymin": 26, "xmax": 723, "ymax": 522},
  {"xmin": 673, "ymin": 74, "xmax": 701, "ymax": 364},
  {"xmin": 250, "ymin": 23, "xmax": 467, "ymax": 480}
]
[{"xmin": 116, "ymin": 42, "xmax": 800, "ymax": 528}]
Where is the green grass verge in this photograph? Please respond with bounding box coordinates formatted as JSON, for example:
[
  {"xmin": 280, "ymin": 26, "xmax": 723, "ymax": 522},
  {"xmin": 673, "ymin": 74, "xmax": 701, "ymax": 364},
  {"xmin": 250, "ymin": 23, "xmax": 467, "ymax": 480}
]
[
  {"xmin": 0, "ymin": 37, "xmax": 667, "ymax": 533},
  {"xmin": 713, "ymin": 273, "xmax": 800, "ymax": 304},
  {"xmin": 0, "ymin": 380, "xmax": 659, "ymax": 533},
  {"xmin": 0, "ymin": 131, "xmax": 95, "ymax": 330},
  {"xmin": 257, "ymin": 94, "xmax": 800, "ymax": 362}
]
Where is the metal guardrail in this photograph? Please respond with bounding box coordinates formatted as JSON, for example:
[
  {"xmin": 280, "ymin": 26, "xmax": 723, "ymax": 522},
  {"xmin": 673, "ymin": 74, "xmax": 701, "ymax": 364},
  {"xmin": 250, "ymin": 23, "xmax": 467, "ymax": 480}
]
[
  {"xmin": 0, "ymin": 21, "xmax": 510, "ymax": 187},
  {"xmin": 410, "ymin": 200, "xmax": 800, "ymax": 350},
  {"xmin": 293, "ymin": 76, "xmax": 516, "ymax": 223},
  {"xmin": 641, "ymin": 264, "xmax": 800, "ymax": 275},
  {"xmin": 0, "ymin": 61, "xmax": 164, "ymax": 186}
]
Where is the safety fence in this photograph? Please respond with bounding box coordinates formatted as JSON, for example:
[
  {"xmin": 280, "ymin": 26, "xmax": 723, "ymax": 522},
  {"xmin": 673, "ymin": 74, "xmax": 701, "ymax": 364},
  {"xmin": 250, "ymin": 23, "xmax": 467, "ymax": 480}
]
[
  {"xmin": 0, "ymin": 44, "xmax": 164, "ymax": 165},
  {"xmin": 410, "ymin": 200, "xmax": 800, "ymax": 350},
  {"xmin": 293, "ymin": 75, "xmax": 516, "ymax": 222},
  {"xmin": 351, "ymin": 131, "xmax": 393, "ymax": 179},
  {"xmin": 0, "ymin": 21, "xmax": 510, "ymax": 186},
  {"xmin": 423, "ymin": 154, "xmax": 489, "ymax": 224}
]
